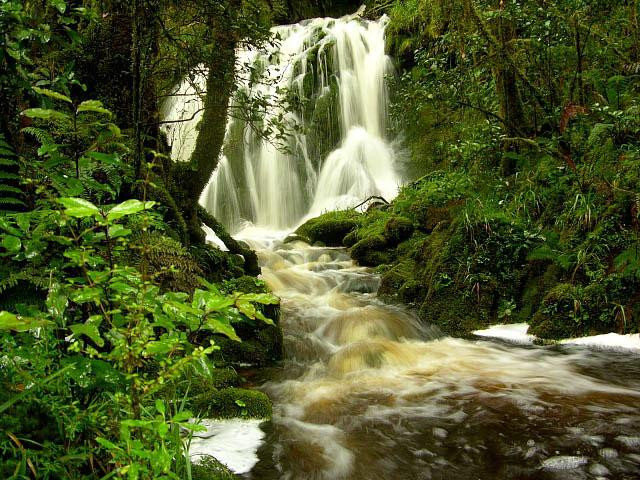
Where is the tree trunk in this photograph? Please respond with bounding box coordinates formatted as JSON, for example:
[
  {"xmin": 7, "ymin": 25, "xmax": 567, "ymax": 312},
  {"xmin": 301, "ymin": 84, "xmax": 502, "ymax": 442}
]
[{"xmin": 168, "ymin": 26, "xmax": 237, "ymax": 245}]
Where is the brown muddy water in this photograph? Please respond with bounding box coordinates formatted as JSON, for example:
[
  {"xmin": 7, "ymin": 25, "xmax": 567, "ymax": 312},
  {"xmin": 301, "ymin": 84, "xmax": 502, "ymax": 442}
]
[{"xmin": 241, "ymin": 239, "xmax": 640, "ymax": 480}]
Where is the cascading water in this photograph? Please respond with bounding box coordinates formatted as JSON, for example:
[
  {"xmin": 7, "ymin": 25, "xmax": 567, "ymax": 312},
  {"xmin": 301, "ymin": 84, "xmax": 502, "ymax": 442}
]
[{"xmin": 161, "ymin": 13, "xmax": 400, "ymax": 233}]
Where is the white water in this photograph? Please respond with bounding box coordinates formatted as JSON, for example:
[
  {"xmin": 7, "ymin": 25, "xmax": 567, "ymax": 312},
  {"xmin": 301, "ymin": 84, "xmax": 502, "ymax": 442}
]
[{"xmin": 162, "ymin": 13, "xmax": 401, "ymax": 233}]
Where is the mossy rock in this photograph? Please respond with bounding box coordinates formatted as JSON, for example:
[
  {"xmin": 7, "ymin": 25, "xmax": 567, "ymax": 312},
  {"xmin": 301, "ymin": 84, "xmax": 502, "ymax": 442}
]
[
  {"xmin": 192, "ymin": 455, "xmax": 239, "ymax": 480},
  {"xmin": 193, "ymin": 387, "xmax": 272, "ymax": 419},
  {"xmin": 197, "ymin": 368, "xmax": 241, "ymax": 392},
  {"xmin": 295, "ymin": 210, "xmax": 361, "ymax": 246},
  {"xmin": 378, "ymin": 260, "xmax": 421, "ymax": 302},
  {"xmin": 350, "ymin": 235, "xmax": 392, "ymax": 267},
  {"xmin": 422, "ymin": 206, "xmax": 453, "ymax": 232},
  {"xmin": 419, "ymin": 276, "xmax": 499, "ymax": 337},
  {"xmin": 399, "ymin": 280, "xmax": 427, "ymax": 305},
  {"xmin": 529, "ymin": 283, "xmax": 581, "ymax": 339},
  {"xmin": 212, "ymin": 323, "xmax": 283, "ymax": 367},
  {"xmin": 383, "ymin": 216, "xmax": 415, "ymax": 245},
  {"xmin": 516, "ymin": 264, "xmax": 563, "ymax": 323},
  {"xmin": 343, "ymin": 230, "xmax": 359, "ymax": 247}
]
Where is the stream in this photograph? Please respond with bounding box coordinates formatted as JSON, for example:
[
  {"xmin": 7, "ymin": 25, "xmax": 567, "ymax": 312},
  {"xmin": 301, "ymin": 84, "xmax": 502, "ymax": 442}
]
[{"xmin": 239, "ymin": 236, "xmax": 640, "ymax": 480}]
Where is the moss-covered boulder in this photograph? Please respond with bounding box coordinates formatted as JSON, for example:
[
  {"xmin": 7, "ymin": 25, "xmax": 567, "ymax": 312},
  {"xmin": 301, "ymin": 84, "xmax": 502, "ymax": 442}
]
[
  {"xmin": 343, "ymin": 229, "xmax": 359, "ymax": 247},
  {"xmin": 212, "ymin": 323, "xmax": 283, "ymax": 367},
  {"xmin": 516, "ymin": 264, "xmax": 563, "ymax": 324},
  {"xmin": 192, "ymin": 455, "xmax": 239, "ymax": 480},
  {"xmin": 529, "ymin": 283, "xmax": 581, "ymax": 339},
  {"xmin": 295, "ymin": 210, "xmax": 361, "ymax": 246},
  {"xmin": 193, "ymin": 387, "xmax": 272, "ymax": 419},
  {"xmin": 530, "ymin": 275, "xmax": 640, "ymax": 339},
  {"xmin": 419, "ymin": 275, "xmax": 498, "ymax": 337},
  {"xmin": 350, "ymin": 235, "xmax": 392, "ymax": 267},
  {"xmin": 383, "ymin": 216, "xmax": 414, "ymax": 245}
]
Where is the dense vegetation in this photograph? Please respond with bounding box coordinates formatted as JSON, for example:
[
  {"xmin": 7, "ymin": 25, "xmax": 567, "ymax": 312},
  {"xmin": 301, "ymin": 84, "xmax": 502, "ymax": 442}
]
[
  {"xmin": 298, "ymin": 0, "xmax": 640, "ymax": 339},
  {"xmin": 1, "ymin": 0, "xmax": 639, "ymax": 478},
  {"xmin": 0, "ymin": 1, "xmax": 293, "ymax": 478}
]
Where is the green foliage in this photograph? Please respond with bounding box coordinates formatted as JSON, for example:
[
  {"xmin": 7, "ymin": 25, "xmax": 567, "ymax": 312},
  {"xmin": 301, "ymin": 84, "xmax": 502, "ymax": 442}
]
[{"xmin": 0, "ymin": 134, "xmax": 24, "ymax": 212}]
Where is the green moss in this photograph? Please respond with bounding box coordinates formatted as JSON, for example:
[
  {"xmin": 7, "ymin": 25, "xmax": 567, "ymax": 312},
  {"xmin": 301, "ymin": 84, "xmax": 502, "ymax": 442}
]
[
  {"xmin": 516, "ymin": 264, "xmax": 563, "ymax": 323},
  {"xmin": 343, "ymin": 230, "xmax": 359, "ymax": 247},
  {"xmin": 295, "ymin": 210, "xmax": 362, "ymax": 246},
  {"xmin": 193, "ymin": 387, "xmax": 272, "ymax": 419},
  {"xmin": 192, "ymin": 455, "xmax": 239, "ymax": 480},
  {"xmin": 378, "ymin": 260, "xmax": 421, "ymax": 302},
  {"xmin": 383, "ymin": 216, "xmax": 415, "ymax": 245},
  {"xmin": 351, "ymin": 235, "xmax": 392, "ymax": 267},
  {"xmin": 212, "ymin": 323, "xmax": 283, "ymax": 367},
  {"xmin": 529, "ymin": 283, "xmax": 581, "ymax": 339}
]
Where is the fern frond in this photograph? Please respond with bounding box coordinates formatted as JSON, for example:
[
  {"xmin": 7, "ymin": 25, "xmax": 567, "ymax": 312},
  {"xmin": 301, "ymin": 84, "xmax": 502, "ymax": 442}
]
[
  {"xmin": 22, "ymin": 126, "xmax": 54, "ymax": 145},
  {"xmin": 0, "ymin": 185, "xmax": 23, "ymax": 195}
]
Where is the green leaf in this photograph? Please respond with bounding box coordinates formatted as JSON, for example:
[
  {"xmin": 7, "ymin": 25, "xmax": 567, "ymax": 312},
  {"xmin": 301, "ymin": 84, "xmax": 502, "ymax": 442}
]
[
  {"xmin": 0, "ymin": 311, "xmax": 53, "ymax": 332},
  {"xmin": 33, "ymin": 86, "xmax": 72, "ymax": 103},
  {"xmin": 58, "ymin": 197, "xmax": 100, "ymax": 218},
  {"xmin": 51, "ymin": 0, "xmax": 67, "ymax": 13},
  {"xmin": 193, "ymin": 289, "xmax": 234, "ymax": 312},
  {"xmin": 204, "ymin": 316, "xmax": 240, "ymax": 341},
  {"xmin": 22, "ymin": 108, "xmax": 70, "ymax": 121},
  {"xmin": 108, "ymin": 225, "xmax": 132, "ymax": 238},
  {"xmin": 77, "ymin": 100, "xmax": 111, "ymax": 116},
  {"xmin": 106, "ymin": 199, "xmax": 155, "ymax": 221},
  {"xmin": 237, "ymin": 292, "xmax": 279, "ymax": 305},
  {"xmin": 70, "ymin": 318, "xmax": 104, "ymax": 347},
  {"xmin": 86, "ymin": 151, "xmax": 120, "ymax": 164},
  {"xmin": 70, "ymin": 286, "xmax": 102, "ymax": 304},
  {"xmin": 2, "ymin": 235, "xmax": 21, "ymax": 253},
  {"xmin": 95, "ymin": 437, "xmax": 119, "ymax": 451}
]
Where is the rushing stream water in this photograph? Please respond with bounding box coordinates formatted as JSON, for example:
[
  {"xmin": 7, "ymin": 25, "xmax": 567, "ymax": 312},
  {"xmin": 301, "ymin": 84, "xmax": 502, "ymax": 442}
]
[
  {"xmin": 162, "ymin": 10, "xmax": 640, "ymax": 479},
  {"xmin": 236, "ymin": 236, "xmax": 640, "ymax": 480}
]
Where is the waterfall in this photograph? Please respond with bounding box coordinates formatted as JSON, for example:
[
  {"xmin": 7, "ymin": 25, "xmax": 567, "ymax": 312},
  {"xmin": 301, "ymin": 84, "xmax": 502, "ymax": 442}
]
[{"xmin": 161, "ymin": 12, "xmax": 401, "ymax": 233}]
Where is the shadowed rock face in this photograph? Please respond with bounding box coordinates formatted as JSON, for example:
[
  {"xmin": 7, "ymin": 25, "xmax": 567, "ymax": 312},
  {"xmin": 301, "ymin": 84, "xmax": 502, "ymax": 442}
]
[{"xmin": 278, "ymin": 0, "xmax": 365, "ymax": 23}]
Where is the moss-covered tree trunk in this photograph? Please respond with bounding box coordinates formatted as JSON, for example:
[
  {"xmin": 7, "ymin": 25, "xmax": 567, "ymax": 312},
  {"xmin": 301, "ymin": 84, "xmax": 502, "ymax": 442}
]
[
  {"xmin": 177, "ymin": 50, "xmax": 235, "ymax": 241},
  {"xmin": 166, "ymin": 7, "xmax": 259, "ymax": 275}
]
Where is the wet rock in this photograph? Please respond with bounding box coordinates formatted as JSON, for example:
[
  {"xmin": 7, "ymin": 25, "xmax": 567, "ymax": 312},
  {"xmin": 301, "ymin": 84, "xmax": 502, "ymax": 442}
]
[
  {"xmin": 615, "ymin": 436, "xmax": 640, "ymax": 449},
  {"xmin": 589, "ymin": 464, "xmax": 610, "ymax": 476},
  {"xmin": 540, "ymin": 456, "xmax": 588, "ymax": 471},
  {"xmin": 351, "ymin": 235, "xmax": 391, "ymax": 267},
  {"xmin": 384, "ymin": 216, "xmax": 414, "ymax": 245},
  {"xmin": 599, "ymin": 448, "xmax": 618, "ymax": 459},
  {"xmin": 432, "ymin": 427, "xmax": 448, "ymax": 439}
]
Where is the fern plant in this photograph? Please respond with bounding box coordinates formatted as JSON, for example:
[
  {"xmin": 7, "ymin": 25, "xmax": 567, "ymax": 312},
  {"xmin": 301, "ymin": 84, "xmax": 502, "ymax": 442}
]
[{"xmin": 0, "ymin": 134, "xmax": 24, "ymax": 212}]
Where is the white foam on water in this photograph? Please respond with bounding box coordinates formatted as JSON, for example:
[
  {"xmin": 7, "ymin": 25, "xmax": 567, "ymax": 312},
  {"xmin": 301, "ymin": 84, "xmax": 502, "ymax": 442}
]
[
  {"xmin": 560, "ymin": 332, "xmax": 640, "ymax": 351},
  {"xmin": 472, "ymin": 323, "xmax": 535, "ymax": 344},
  {"xmin": 540, "ymin": 455, "xmax": 589, "ymax": 470},
  {"xmin": 189, "ymin": 418, "xmax": 266, "ymax": 474},
  {"xmin": 474, "ymin": 324, "xmax": 640, "ymax": 352},
  {"xmin": 201, "ymin": 224, "xmax": 229, "ymax": 251}
]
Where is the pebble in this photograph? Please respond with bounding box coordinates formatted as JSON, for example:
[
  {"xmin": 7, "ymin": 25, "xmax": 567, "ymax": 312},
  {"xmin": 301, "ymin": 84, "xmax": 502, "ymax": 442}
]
[
  {"xmin": 615, "ymin": 436, "xmax": 640, "ymax": 449},
  {"xmin": 541, "ymin": 455, "xmax": 588, "ymax": 471},
  {"xmin": 589, "ymin": 463, "xmax": 610, "ymax": 476},
  {"xmin": 599, "ymin": 448, "xmax": 618, "ymax": 459},
  {"xmin": 432, "ymin": 427, "xmax": 448, "ymax": 439}
]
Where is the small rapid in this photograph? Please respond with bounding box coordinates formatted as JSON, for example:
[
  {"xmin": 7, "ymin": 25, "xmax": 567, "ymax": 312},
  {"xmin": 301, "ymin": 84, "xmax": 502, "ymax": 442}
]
[{"xmin": 239, "ymin": 237, "xmax": 640, "ymax": 480}]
